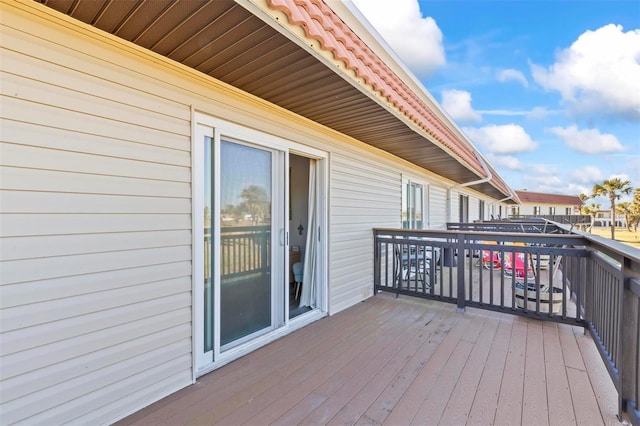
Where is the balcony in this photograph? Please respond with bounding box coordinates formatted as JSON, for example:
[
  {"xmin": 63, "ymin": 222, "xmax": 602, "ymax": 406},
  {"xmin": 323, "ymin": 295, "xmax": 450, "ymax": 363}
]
[
  {"xmin": 118, "ymin": 220, "xmax": 638, "ymax": 425},
  {"xmin": 118, "ymin": 292, "xmax": 620, "ymax": 425},
  {"xmin": 374, "ymin": 220, "xmax": 639, "ymax": 424}
]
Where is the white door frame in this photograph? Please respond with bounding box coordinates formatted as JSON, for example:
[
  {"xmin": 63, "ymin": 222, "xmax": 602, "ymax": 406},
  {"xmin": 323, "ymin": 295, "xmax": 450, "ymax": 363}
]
[{"xmin": 192, "ymin": 112, "xmax": 328, "ymax": 376}]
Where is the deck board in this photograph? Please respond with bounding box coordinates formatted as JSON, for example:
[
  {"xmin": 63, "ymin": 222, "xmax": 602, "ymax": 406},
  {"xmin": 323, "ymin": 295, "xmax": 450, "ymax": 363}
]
[
  {"xmin": 439, "ymin": 313, "xmax": 499, "ymax": 425},
  {"xmin": 522, "ymin": 321, "xmax": 549, "ymax": 425},
  {"xmin": 542, "ymin": 321, "xmax": 576, "ymax": 425},
  {"xmin": 466, "ymin": 316, "xmax": 513, "ymax": 425},
  {"xmin": 118, "ymin": 293, "xmax": 619, "ymax": 426}
]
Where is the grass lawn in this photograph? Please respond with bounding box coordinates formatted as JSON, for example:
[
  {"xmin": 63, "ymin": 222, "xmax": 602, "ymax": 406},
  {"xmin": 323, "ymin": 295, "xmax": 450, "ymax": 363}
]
[{"xmin": 587, "ymin": 227, "xmax": 640, "ymax": 249}]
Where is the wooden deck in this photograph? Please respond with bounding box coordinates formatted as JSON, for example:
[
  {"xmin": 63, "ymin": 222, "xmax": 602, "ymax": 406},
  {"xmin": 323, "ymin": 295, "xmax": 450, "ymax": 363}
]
[{"xmin": 118, "ymin": 293, "xmax": 620, "ymax": 425}]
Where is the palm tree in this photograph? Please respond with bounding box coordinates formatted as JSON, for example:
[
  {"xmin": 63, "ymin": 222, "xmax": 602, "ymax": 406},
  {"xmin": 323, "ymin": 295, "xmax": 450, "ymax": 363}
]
[
  {"xmin": 592, "ymin": 178, "xmax": 633, "ymax": 240},
  {"xmin": 616, "ymin": 202, "xmax": 633, "ymax": 232},
  {"xmin": 581, "ymin": 203, "xmax": 601, "ymax": 232},
  {"xmin": 630, "ymin": 188, "xmax": 640, "ymax": 232}
]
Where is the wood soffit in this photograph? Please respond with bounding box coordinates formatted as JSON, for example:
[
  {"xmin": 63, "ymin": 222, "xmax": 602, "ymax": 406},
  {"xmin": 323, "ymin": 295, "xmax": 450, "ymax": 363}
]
[{"xmin": 37, "ymin": 0, "xmax": 513, "ymax": 201}]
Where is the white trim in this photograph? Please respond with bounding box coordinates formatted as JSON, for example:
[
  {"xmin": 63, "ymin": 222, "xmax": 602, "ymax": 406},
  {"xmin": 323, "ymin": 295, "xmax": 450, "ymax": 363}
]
[
  {"xmin": 190, "ymin": 105, "xmax": 198, "ymax": 383},
  {"xmin": 192, "ymin": 112, "xmax": 329, "ymax": 374}
]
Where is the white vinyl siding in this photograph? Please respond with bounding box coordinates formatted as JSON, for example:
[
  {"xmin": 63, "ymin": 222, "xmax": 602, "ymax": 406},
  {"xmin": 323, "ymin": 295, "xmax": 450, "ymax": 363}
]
[
  {"xmin": 429, "ymin": 186, "xmax": 448, "ymax": 229},
  {"xmin": 1, "ymin": 5, "xmax": 192, "ymax": 424},
  {"xmin": 468, "ymin": 195, "xmax": 479, "ymax": 221},
  {"xmin": 329, "ymin": 154, "xmax": 400, "ymax": 314}
]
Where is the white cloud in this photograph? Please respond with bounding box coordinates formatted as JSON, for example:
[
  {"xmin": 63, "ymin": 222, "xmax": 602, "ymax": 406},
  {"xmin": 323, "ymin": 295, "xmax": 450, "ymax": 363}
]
[
  {"xmin": 476, "ymin": 107, "xmax": 561, "ymax": 118},
  {"xmin": 496, "ymin": 68, "xmax": 528, "ymax": 87},
  {"xmin": 547, "ymin": 125, "xmax": 624, "ymax": 154},
  {"xmin": 486, "ymin": 153, "xmax": 523, "ymax": 170},
  {"xmin": 526, "ymin": 107, "xmax": 557, "ymax": 120},
  {"xmin": 441, "ymin": 89, "xmax": 482, "ymax": 122},
  {"xmin": 351, "ymin": 0, "xmax": 445, "ymax": 77},
  {"xmin": 531, "ymin": 24, "xmax": 640, "ymax": 120},
  {"xmin": 569, "ymin": 166, "xmax": 604, "ymax": 184},
  {"xmin": 463, "ymin": 124, "xmax": 537, "ymax": 154}
]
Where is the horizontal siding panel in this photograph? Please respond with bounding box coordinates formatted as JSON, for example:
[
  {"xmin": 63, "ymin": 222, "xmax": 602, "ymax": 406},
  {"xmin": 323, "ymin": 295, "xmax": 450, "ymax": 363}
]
[
  {"xmin": 331, "ymin": 192, "xmax": 398, "ymax": 205},
  {"xmin": 64, "ymin": 364, "xmax": 191, "ymax": 426},
  {"xmin": 80, "ymin": 371, "xmax": 190, "ymax": 426},
  {"xmin": 2, "ymin": 97, "xmax": 190, "ymax": 152},
  {"xmin": 1, "ymin": 306, "xmax": 191, "ymax": 381},
  {"xmin": 1, "ymin": 326, "xmax": 191, "ymax": 404},
  {"xmin": 0, "ymin": 190, "xmax": 190, "ymax": 215},
  {"xmin": 0, "ymin": 213, "xmax": 190, "ymax": 238},
  {"xmin": 330, "ymin": 232, "xmax": 371, "ymax": 245},
  {"xmin": 6, "ymin": 350, "xmax": 192, "ymax": 425},
  {"xmin": 331, "ymin": 206, "xmax": 400, "ymax": 217},
  {"xmin": 2, "ymin": 71, "xmax": 189, "ymax": 137},
  {"xmin": 0, "ymin": 166, "xmax": 191, "ymax": 197},
  {"xmin": 0, "ymin": 32, "xmax": 190, "ymax": 121},
  {"xmin": 468, "ymin": 195, "xmax": 480, "ymax": 221},
  {"xmin": 331, "ymin": 214, "xmax": 401, "ymax": 226},
  {"xmin": 331, "ymin": 174, "xmax": 399, "ymax": 194},
  {"xmin": 1, "ymin": 230, "xmax": 191, "ymax": 261},
  {"xmin": 332, "ymin": 253, "xmax": 373, "ymax": 276},
  {"xmin": 1, "ymin": 15, "xmax": 196, "ymax": 110},
  {"xmin": 0, "ymin": 262, "xmax": 191, "ymax": 309},
  {"xmin": 429, "ymin": 186, "xmax": 447, "ymax": 229},
  {"xmin": 1, "ymin": 245, "xmax": 191, "ymax": 284},
  {"xmin": 2, "ymin": 119, "xmax": 190, "ymax": 167},
  {"xmin": 1, "ymin": 277, "xmax": 191, "ymax": 337},
  {"xmin": 329, "ymin": 282, "xmax": 373, "ymax": 315},
  {"xmin": 331, "ymin": 155, "xmax": 399, "ymax": 180},
  {"xmin": 329, "ymin": 153, "xmax": 399, "ymax": 315},
  {"xmin": 1, "ymin": 142, "xmax": 190, "ymax": 182}
]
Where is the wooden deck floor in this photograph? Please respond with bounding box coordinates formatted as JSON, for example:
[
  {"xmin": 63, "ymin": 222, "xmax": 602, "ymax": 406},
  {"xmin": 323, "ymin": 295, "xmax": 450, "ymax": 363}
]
[{"xmin": 118, "ymin": 293, "xmax": 620, "ymax": 425}]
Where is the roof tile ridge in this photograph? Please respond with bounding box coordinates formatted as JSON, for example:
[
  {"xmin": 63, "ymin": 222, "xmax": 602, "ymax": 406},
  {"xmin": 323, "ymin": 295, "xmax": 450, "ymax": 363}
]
[{"xmin": 267, "ymin": 0, "xmax": 486, "ymax": 177}]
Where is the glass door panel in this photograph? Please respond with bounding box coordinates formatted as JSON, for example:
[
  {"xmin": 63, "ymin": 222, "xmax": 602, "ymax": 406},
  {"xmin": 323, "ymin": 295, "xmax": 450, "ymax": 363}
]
[
  {"xmin": 219, "ymin": 140, "xmax": 273, "ymax": 348},
  {"xmin": 204, "ymin": 137, "xmax": 214, "ymax": 353}
]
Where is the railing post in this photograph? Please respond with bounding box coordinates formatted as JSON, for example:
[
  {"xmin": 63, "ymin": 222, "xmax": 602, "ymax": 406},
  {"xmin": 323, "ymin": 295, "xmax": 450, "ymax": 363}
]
[
  {"xmin": 457, "ymin": 233, "xmax": 466, "ymax": 312},
  {"xmin": 373, "ymin": 231, "xmax": 380, "ymax": 295},
  {"xmin": 621, "ymin": 273, "xmax": 640, "ymax": 423}
]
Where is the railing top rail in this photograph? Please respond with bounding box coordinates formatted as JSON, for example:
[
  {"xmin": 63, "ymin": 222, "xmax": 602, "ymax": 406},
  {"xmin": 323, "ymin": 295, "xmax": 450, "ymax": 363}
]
[
  {"xmin": 373, "ymin": 227, "xmax": 585, "ymax": 242},
  {"xmin": 553, "ymin": 221, "xmax": 640, "ymax": 264},
  {"xmin": 221, "ymin": 225, "xmax": 271, "ymax": 233}
]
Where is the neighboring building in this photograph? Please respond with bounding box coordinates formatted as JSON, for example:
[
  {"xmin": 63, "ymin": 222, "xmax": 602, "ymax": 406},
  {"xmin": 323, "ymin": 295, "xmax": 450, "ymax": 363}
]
[
  {"xmin": 0, "ymin": 0, "xmax": 518, "ymax": 423},
  {"xmin": 510, "ymin": 190, "xmax": 583, "ymax": 217},
  {"xmin": 594, "ymin": 210, "xmax": 627, "ymax": 227}
]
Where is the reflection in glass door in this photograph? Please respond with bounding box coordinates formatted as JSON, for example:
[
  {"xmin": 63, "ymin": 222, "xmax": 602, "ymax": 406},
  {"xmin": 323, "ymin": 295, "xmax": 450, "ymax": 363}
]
[{"xmin": 219, "ymin": 140, "xmax": 273, "ymax": 347}]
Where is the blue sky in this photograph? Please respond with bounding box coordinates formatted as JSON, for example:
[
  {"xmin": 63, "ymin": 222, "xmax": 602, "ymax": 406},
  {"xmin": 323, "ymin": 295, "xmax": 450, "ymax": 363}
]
[{"xmin": 350, "ymin": 0, "xmax": 639, "ymax": 205}]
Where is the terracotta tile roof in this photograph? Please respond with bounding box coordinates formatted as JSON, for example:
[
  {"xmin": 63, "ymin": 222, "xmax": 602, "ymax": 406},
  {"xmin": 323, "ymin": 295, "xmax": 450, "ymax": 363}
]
[
  {"xmin": 267, "ymin": 0, "xmax": 513, "ymax": 198},
  {"xmin": 515, "ymin": 191, "xmax": 583, "ymax": 205}
]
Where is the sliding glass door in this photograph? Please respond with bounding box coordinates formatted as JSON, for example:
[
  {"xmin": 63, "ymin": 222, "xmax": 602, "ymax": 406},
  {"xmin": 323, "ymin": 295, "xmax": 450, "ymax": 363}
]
[
  {"xmin": 197, "ymin": 121, "xmax": 286, "ymax": 368},
  {"xmin": 195, "ymin": 114, "xmax": 327, "ymax": 373},
  {"xmin": 218, "ymin": 140, "xmax": 274, "ymax": 347}
]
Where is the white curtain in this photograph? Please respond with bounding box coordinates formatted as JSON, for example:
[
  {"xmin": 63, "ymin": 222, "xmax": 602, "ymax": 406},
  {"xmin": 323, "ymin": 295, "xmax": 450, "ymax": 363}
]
[{"xmin": 299, "ymin": 160, "xmax": 317, "ymax": 307}]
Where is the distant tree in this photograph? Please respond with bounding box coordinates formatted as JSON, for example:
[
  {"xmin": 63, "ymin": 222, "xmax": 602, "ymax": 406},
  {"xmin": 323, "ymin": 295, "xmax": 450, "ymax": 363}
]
[
  {"xmin": 629, "ymin": 188, "xmax": 640, "ymax": 232},
  {"xmin": 616, "ymin": 202, "xmax": 634, "ymax": 232},
  {"xmin": 240, "ymin": 185, "xmax": 270, "ymax": 225},
  {"xmin": 581, "ymin": 203, "xmax": 601, "ymax": 232},
  {"xmin": 579, "ymin": 193, "xmax": 590, "ymax": 203},
  {"xmin": 592, "ymin": 178, "xmax": 633, "ymax": 240}
]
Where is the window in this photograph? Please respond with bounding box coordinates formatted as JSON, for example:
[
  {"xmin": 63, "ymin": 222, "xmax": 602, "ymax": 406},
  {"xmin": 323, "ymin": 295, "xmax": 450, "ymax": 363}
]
[
  {"xmin": 549, "ymin": 207, "xmax": 556, "ymax": 215},
  {"xmin": 533, "ymin": 206, "xmax": 541, "ymax": 215},
  {"xmin": 510, "ymin": 206, "xmax": 520, "ymax": 216},
  {"xmin": 479, "ymin": 200, "xmax": 485, "ymax": 221},
  {"xmin": 565, "ymin": 207, "xmax": 572, "ymax": 215},
  {"xmin": 402, "ymin": 178, "xmax": 426, "ymax": 229},
  {"xmin": 459, "ymin": 194, "xmax": 469, "ymax": 223}
]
